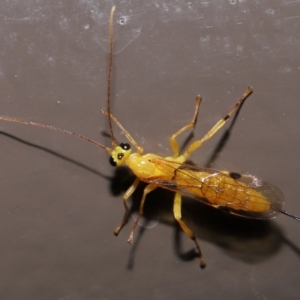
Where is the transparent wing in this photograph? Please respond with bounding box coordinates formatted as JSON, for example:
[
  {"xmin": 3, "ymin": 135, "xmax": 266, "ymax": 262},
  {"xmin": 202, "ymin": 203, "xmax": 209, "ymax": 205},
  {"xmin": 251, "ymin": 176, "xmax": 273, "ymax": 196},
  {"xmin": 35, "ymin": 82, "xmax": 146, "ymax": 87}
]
[{"xmin": 144, "ymin": 157, "xmax": 285, "ymax": 220}]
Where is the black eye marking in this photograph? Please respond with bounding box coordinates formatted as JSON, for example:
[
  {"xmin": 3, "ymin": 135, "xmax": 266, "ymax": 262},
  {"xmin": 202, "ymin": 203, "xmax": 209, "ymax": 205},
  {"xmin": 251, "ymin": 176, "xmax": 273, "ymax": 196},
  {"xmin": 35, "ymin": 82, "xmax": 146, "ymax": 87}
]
[
  {"xmin": 120, "ymin": 143, "xmax": 130, "ymax": 150},
  {"xmin": 109, "ymin": 156, "xmax": 117, "ymax": 167},
  {"xmin": 118, "ymin": 153, "xmax": 124, "ymax": 160}
]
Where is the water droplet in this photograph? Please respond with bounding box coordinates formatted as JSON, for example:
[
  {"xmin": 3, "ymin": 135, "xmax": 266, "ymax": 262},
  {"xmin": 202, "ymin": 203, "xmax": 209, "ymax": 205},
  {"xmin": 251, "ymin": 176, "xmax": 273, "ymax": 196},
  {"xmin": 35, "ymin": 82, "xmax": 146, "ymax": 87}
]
[{"xmin": 117, "ymin": 15, "xmax": 129, "ymax": 26}]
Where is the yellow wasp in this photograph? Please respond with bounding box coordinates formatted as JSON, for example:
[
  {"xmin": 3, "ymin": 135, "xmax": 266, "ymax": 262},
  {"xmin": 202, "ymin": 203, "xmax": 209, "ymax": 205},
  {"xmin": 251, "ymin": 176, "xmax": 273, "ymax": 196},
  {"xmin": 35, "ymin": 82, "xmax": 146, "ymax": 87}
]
[{"xmin": 0, "ymin": 6, "xmax": 299, "ymax": 268}]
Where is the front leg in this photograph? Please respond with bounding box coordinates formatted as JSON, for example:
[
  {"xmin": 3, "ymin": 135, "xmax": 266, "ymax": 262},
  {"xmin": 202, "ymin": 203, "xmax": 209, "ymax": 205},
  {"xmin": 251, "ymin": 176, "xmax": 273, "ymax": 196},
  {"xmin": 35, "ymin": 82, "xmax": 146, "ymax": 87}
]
[
  {"xmin": 114, "ymin": 177, "xmax": 140, "ymax": 236},
  {"xmin": 127, "ymin": 183, "xmax": 157, "ymax": 244}
]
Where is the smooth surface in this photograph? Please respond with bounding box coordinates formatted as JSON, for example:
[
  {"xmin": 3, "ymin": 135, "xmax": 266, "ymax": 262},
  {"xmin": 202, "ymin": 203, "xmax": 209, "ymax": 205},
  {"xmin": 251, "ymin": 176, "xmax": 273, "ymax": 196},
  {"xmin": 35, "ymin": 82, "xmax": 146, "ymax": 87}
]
[{"xmin": 0, "ymin": 1, "xmax": 299, "ymax": 299}]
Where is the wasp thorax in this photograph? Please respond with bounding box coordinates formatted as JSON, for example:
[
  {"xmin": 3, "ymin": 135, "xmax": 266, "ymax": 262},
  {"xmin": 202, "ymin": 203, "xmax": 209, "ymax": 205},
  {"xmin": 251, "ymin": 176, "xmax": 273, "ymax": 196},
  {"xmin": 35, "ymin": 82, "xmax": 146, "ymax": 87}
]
[{"xmin": 109, "ymin": 143, "xmax": 132, "ymax": 167}]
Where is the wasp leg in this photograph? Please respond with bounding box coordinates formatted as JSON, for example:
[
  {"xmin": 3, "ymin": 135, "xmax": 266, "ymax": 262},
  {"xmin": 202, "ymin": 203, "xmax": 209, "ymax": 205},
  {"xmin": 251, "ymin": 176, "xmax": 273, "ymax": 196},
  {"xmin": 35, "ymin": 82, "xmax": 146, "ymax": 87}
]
[
  {"xmin": 182, "ymin": 87, "xmax": 253, "ymax": 160},
  {"xmin": 102, "ymin": 109, "xmax": 144, "ymax": 154},
  {"xmin": 169, "ymin": 96, "xmax": 202, "ymax": 157},
  {"xmin": 173, "ymin": 192, "xmax": 206, "ymax": 268},
  {"xmin": 114, "ymin": 177, "xmax": 140, "ymax": 236},
  {"xmin": 127, "ymin": 183, "xmax": 157, "ymax": 244}
]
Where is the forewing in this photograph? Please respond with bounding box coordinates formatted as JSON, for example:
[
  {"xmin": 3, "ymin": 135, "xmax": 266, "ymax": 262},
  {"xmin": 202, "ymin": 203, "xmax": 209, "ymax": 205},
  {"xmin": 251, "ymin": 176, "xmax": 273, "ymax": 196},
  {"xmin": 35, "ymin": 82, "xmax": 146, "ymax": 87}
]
[{"xmin": 145, "ymin": 158, "xmax": 284, "ymax": 220}]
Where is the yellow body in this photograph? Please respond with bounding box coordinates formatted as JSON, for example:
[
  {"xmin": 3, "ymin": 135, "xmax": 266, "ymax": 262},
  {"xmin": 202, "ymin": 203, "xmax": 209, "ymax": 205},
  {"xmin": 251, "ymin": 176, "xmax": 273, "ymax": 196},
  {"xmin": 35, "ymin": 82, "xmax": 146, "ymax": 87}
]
[{"xmin": 126, "ymin": 153, "xmax": 271, "ymax": 214}]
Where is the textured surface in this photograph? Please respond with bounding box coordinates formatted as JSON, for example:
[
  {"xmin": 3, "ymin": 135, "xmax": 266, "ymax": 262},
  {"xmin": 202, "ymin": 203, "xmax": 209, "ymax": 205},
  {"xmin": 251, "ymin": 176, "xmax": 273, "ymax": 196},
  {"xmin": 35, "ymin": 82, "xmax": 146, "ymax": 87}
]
[{"xmin": 0, "ymin": 1, "xmax": 300, "ymax": 299}]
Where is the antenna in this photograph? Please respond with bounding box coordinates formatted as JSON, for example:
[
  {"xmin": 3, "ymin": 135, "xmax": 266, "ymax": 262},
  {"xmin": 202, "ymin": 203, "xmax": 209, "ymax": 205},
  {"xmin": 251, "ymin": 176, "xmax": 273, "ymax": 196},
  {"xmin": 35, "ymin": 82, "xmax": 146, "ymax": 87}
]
[
  {"xmin": 0, "ymin": 116, "xmax": 112, "ymax": 154},
  {"xmin": 107, "ymin": 5, "xmax": 117, "ymax": 148},
  {"xmin": 0, "ymin": 8, "xmax": 122, "ymax": 155}
]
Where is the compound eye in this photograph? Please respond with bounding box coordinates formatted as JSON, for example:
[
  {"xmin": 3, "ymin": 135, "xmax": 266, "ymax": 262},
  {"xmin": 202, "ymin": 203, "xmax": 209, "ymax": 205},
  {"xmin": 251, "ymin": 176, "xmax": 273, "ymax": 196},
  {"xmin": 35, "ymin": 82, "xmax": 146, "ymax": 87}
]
[
  {"xmin": 119, "ymin": 143, "xmax": 131, "ymax": 150},
  {"xmin": 109, "ymin": 143, "xmax": 132, "ymax": 167},
  {"xmin": 109, "ymin": 156, "xmax": 117, "ymax": 167}
]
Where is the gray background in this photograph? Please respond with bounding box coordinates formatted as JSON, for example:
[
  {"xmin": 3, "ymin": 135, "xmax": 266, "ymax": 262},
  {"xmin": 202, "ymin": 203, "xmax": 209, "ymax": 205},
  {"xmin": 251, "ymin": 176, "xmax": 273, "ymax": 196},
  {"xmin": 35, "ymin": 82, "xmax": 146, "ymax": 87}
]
[{"xmin": 0, "ymin": 0, "xmax": 299, "ymax": 299}]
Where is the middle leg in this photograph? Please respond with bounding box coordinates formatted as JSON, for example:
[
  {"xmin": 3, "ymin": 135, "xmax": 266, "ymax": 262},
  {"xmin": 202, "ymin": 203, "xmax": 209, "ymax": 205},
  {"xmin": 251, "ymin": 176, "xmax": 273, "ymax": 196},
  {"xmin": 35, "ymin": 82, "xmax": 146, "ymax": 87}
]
[
  {"xmin": 169, "ymin": 96, "xmax": 202, "ymax": 158},
  {"xmin": 173, "ymin": 192, "xmax": 206, "ymax": 268},
  {"xmin": 181, "ymin": 87, "xmax": 253, "ymax": 161}
]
